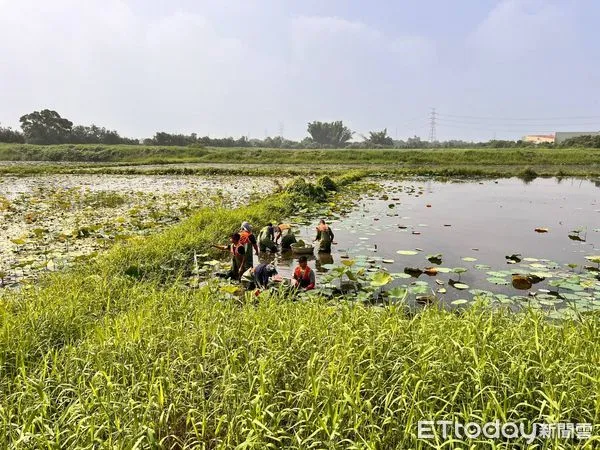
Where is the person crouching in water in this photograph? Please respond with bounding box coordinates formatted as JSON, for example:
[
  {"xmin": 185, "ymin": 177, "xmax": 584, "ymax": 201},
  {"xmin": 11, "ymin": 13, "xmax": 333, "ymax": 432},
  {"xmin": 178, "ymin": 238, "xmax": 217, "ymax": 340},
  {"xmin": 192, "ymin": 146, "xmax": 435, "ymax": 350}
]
[
  {"xmin": 276, "ymin": 223, "xmax": 297, "ymax": 251},
  {"xmin": 241, "ymin": 263, "xmax": 278, "ymax": 293},
  {"xmin": 258, "ymin": 223, "xmax": 278, "ymax": 253},
  {"xmin": 292, "ymin": 256, "xmax": 315, "ymax": 291},
  {"xmin": 212, "ymin": 233, "xmax": 247, "ymax": 280},
  {"xmin": 315, "ymin": 219, "xmax": 334, "ymax": 253}
]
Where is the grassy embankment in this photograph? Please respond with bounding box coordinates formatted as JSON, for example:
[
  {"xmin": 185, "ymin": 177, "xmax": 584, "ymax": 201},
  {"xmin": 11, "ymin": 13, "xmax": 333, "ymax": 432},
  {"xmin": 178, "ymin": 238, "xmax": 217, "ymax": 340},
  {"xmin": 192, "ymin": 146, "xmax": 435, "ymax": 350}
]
[
  {"xmin": 2, "ymin": 143, "xmax": 600, "ymax": 177},
  {"xmin": 0, "ymin": 171, "xmax": 599, "ymax": 448}
]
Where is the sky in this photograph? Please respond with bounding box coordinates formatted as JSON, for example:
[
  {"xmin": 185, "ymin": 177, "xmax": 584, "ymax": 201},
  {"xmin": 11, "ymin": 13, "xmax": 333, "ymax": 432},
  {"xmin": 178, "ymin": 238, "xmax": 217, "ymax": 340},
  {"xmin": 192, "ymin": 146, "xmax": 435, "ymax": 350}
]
[{"xmin": 1, "ymin": 0, "xmax": 600, "ymax": 142}]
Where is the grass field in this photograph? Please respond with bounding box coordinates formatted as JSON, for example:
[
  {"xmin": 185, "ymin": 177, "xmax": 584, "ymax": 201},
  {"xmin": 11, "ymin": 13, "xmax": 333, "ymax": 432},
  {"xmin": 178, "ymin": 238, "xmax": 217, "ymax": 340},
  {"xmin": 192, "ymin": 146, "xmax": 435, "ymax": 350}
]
[
  {"xmin": 2, "ymin": 143, "xmax": 600, "ymax": 178},
  {"xmin": 1, "ymin": 170, "xmax": 599, "ymax": 447}
]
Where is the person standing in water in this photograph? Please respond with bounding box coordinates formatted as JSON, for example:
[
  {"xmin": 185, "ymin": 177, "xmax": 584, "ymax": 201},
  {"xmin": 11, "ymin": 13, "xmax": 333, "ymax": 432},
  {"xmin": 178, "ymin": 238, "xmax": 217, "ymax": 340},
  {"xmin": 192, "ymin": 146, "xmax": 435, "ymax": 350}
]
[
  {"xmin": 257, "ymin": 223, "xmax": 278, "ymax": 253},
  {"xmin": 314, "ymin": 219, "xmax": 334, "ymax": 253},
  {"xmin": 276, "ymin": 223, "xmax": 297, "ymax": 250},
  {"xmin": 239, "ymin": 221, "xmax": 259, "ymax": 267},
  {"xmin": 212, "ymin": 233, "xmax": 247, "ymax": 280}
]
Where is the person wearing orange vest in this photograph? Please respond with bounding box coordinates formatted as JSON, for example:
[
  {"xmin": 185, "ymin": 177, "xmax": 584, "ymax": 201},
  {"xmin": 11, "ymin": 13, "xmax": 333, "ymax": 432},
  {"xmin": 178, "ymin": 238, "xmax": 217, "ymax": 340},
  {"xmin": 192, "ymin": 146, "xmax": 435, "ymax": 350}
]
[
  {"xmin": 239, "ymin": 221, "xmax": 259, "ymax": 267},
  {"xmin": 212, "ymin": 233, "xmax": 247, "ymax": 280},
  {"xmin": 292, "ymin": 256, "xmax": 315, "ymax": 291},
  {"xmin": 314, "ymin": 219, "xmax": 334, "ymax": 253}
]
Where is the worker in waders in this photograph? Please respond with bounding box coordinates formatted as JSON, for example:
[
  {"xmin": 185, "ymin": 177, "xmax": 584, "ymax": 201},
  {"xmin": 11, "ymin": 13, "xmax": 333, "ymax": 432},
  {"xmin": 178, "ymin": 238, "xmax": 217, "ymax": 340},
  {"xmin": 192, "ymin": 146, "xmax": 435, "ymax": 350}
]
[
  {"xmin": 257, "ymin": 223, "xmax": 278, "ymax": 253},
  {"xmin": 292, "ymin": 256, "xmax": 315, "ymax": 291},
  {"xmin": 280, "ymin": 228, "xmax": 297, "ymax": 250},
  {"xmin": 241, "ymin": 263, "xmax": 278, "ymax": 292},
  {"xmin": 212, "ymin": 233, "xmax": 247, "ymax": 280},
  {"xmin": 239, "ymin": 222, "xmax": 259, "ymax": 267},
  {"xmin": 314, "ymin": 219, "xmax": 334, "ymax": 253}
]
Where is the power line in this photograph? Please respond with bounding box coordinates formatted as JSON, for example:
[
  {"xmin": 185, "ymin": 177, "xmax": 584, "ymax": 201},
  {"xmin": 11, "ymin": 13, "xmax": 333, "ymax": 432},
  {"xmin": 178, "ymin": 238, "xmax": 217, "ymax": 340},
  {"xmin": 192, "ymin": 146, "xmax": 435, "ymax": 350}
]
[
  {"xmin": 429, "ymin": 108, "xmax": 437, "ymax": 142},
  {"xmin": 437, "ymin": 117, "xmax": 600, "ymax": 127},
  {"xmin": 437, "ymin": 113, "xmax": 600, "ymax": 122}
]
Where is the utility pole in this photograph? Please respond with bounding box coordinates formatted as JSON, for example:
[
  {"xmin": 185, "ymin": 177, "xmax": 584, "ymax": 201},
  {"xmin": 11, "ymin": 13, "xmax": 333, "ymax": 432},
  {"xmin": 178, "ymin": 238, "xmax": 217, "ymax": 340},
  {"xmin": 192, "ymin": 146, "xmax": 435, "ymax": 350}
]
[
  {"xmin": 278, "ymin": 122, "xmax": 284, "ymax": 139},
  {"xmin": 429, "ymin": 108, "xmax": 437, "ymax": 143}
]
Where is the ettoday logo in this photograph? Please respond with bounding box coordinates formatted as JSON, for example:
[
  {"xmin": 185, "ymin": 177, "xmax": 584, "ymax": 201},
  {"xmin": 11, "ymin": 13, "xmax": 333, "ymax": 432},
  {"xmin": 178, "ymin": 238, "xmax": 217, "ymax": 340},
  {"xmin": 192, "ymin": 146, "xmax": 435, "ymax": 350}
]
[{"xmin": 418, "ymin": 420, "xmax": 593, "ymax": 443}]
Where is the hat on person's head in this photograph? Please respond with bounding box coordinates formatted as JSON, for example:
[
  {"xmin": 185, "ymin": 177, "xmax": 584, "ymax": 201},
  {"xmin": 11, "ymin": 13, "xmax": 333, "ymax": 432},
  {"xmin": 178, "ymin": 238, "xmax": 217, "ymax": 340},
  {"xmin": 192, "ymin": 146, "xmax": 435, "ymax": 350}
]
[
  {"xmin": 241, "ymin": 221, "xmax": 252, "ymax": 232},
  {"xmin": 266, "ymin": 264, "xmax": 278, "ymax": 275}
]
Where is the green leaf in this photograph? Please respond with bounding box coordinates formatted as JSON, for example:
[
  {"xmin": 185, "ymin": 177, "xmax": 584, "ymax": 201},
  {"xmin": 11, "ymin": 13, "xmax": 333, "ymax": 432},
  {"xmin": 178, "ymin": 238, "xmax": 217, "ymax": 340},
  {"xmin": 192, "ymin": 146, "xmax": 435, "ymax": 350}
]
[
  {"xmin": 461, "ymin": 257, "xmax": 477, "ymax": 262},
  {"xmin": 370, "ymin": 272, "xmax": 392, "ymax": 287},
  {"xmin": 387, "ymin": 287, "xmax": 408, "ymax": 299},
  {"xmin": 451, "ymin": 299, "xmax": 469, "ymax": 305},
  {"xmin": 453, "ymin": 283, "xmax": 469, "ymax": 290},
  {"xmin": 397, "ymin": 250, "xmax": 419, "ymax": 255}
]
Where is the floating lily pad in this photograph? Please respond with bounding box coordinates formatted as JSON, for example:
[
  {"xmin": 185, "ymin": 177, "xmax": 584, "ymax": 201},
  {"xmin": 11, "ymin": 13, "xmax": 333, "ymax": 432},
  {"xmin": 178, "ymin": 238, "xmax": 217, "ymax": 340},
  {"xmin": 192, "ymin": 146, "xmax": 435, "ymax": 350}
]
[
  {"xmin": 487, "ymin": 271, "xmax": 506, "ymax": 278},
  {"xmin": 397, "ymin": 250, "xmax": 419, "ymax": 255},
  {"xmin": 453, "ymin": 283, "xmax": 469, "ymax": 290},
  {"xmin": 451, "ymin": 299, "xmax": 469, "ymax": 305},
  {"xmin": 391, "ymin": 272, "xmax": 413, "ymax": 279},
  {"xmin": 382, "ymin": 259, "xmax": 394, "ymax": 264},
  {"xmin": 461, "ymin": 257, "xmax": 478, "ymax": 262},
  {"xmin": 488, "ymin": 277, "xmax": 509, "ymax": 285}
]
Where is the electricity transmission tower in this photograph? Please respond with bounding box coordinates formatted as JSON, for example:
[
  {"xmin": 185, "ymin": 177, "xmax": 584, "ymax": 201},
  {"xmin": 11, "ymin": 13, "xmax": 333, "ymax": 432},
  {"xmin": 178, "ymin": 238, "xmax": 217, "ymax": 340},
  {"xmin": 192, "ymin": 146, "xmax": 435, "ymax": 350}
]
[{"xmin": 429, "ymin": 108, "xmax": 437, "ymax": 143}]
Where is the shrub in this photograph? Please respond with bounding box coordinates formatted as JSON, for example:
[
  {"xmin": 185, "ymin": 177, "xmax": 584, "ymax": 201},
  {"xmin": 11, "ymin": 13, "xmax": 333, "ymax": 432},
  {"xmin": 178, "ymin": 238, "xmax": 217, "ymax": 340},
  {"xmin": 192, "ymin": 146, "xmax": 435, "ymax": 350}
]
[{"xmin": 316, "ymin": 175, "xmax": 337, "ymax": 191}]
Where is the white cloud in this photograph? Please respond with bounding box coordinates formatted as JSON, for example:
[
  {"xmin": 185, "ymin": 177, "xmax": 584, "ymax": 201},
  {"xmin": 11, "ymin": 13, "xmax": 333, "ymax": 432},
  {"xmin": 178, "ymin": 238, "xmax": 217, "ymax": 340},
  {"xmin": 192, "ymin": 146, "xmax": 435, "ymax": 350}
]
[{"xmin": 468, "ymin": 0, "xmax": 575, "ymax": 62}]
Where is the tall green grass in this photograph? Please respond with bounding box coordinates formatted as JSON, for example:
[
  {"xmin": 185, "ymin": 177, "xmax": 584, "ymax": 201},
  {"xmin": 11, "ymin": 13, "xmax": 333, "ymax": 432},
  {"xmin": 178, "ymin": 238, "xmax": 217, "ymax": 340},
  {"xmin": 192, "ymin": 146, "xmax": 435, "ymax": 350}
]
[{"xmin": 1, "ymin": 291, "xmax": 599, "ymax": 448}]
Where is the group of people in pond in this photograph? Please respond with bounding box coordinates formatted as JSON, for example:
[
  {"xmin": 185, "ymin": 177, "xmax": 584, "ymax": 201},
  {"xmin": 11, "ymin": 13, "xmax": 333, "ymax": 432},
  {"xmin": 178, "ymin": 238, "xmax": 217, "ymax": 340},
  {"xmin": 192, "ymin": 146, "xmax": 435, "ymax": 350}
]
[{"xmin": 212, "ymin": 219, "xmax": 334, "ymax": 293}]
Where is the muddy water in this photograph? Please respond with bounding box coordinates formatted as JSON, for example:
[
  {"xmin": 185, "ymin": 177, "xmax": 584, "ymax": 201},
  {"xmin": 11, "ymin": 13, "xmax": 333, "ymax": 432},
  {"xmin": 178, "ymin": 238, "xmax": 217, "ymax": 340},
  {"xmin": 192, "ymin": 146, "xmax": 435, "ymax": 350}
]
[{"xmin": 264, "ymin": 178, "xmax": 600, "ymax": 305}]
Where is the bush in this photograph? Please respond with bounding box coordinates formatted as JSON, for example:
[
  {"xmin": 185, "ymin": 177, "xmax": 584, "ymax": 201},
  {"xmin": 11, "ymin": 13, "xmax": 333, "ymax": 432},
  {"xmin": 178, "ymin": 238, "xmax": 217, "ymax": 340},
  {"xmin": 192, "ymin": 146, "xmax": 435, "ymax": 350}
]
[
  {"xmin": 285, "ymin": 177, "xmax": 326, "ymax": 201},
  {"xmin": 316, "ymin": 175, "xmax": 337, "ymax": 191}
]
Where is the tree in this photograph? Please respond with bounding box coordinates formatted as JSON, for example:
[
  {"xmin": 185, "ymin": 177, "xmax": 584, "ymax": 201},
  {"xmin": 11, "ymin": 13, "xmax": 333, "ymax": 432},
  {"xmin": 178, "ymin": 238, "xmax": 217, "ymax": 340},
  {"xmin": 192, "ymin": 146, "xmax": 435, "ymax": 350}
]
[
  {"xmin": 368, "ymin": 128, "xmax": 393, "ymax": 147},
  {"xmin": 0, "ymin": 125, "xmax": 25, "ymax": 143},
  {"xmin": 19, "ymin": 109, "xmax": 73, "ymax": 144},
  {"xmin": 307, "ymin": 121, "xmax": 353, "ymax": 147}
]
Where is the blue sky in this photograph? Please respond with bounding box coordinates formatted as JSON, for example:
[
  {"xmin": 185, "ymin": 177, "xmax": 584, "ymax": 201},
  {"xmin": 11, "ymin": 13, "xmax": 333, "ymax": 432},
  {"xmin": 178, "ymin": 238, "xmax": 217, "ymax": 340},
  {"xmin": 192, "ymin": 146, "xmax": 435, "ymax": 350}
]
[{"xmin": 1, "ymin": 0, "xmax": 599, "ymax": 141}]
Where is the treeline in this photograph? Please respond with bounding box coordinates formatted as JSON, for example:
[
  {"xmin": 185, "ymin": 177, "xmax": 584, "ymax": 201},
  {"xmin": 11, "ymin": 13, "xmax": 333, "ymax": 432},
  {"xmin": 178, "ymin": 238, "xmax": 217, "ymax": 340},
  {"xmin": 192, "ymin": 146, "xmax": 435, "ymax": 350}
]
[
  {"xmin": 2, "ymin": 109, "xmax": 600, "ymax": 148},
  {"xmin": 0, "ymin": 110, "xmax": 136, "ymax": 145}
]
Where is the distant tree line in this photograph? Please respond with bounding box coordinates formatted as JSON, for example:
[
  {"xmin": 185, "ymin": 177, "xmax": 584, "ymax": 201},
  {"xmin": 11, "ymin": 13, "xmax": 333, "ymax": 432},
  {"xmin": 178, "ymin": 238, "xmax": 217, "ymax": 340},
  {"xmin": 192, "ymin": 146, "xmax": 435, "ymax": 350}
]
[
  {"xmin": 2, "ymin": 109, "xmax": 600, "ymax": 148},
  {"xmin": 0, "ymin": 109, "xmax": 137, "ymax": 145}
]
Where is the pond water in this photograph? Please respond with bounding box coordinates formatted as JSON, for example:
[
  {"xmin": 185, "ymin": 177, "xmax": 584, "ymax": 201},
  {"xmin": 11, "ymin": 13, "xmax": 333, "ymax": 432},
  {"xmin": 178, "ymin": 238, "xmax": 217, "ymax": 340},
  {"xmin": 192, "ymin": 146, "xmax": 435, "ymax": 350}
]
[
  {"xmin": 262, "ymin": 178, "xmax": 600, "ymax": 314},
  {"xmin": 0, "ymin": 174, "xmax": 286, "ymax": 288}
]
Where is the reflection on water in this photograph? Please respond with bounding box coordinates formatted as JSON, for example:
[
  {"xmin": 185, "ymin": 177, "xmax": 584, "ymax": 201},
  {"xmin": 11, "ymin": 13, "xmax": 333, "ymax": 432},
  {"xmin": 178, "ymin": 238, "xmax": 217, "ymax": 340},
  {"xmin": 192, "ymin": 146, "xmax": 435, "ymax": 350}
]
[{"xmin": 261, "ymin": 177, "xmax": 600, "ymax": 305}]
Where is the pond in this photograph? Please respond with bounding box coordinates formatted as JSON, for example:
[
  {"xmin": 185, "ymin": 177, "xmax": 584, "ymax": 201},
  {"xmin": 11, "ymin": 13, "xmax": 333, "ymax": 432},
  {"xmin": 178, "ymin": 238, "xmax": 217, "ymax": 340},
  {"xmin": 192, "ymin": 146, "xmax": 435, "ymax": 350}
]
[
  {"xmin": 265, "ymin": 178, "xmax": 600, "ymax": 316},
  {"xmin": 0, "ymin": 174, "xmax": 286, "ymax": 288}
]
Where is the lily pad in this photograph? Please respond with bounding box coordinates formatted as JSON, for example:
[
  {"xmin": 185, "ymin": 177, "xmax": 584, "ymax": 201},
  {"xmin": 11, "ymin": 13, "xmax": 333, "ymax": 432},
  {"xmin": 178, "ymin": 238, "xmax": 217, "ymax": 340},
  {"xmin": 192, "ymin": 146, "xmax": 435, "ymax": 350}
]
[
  {"xmin": 461, "ymin": 257, "xmax": 478, "ymax": 262},
  {"xmin": 397, "ymin": 250, "xmax": 419, "ymax": 256},
  {"xmin": 370, "ymin": 272, "xmax": 392, "ymax": 287},
  {"xmin": 387, "ymin": 286, "xmax": 408, "ymax": 299},
  {"xmin": 451, "ymin": 299, "xmax": 469, "ymax": 305},
  {"xmin": 488, "ymin": 277, "xmax": 510, "ymax": 285}
]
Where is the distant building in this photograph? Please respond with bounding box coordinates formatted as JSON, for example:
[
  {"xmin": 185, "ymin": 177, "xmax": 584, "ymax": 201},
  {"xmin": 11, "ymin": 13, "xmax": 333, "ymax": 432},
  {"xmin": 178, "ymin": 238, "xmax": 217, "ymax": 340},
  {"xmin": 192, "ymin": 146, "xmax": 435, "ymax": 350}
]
[
  {"xmin": 554, "ymin": 131, "xmax": 600, "ymax": 144},
  {"xmin": 523, "ymin": 134, "xmax": 555, "ymax": 144}
]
